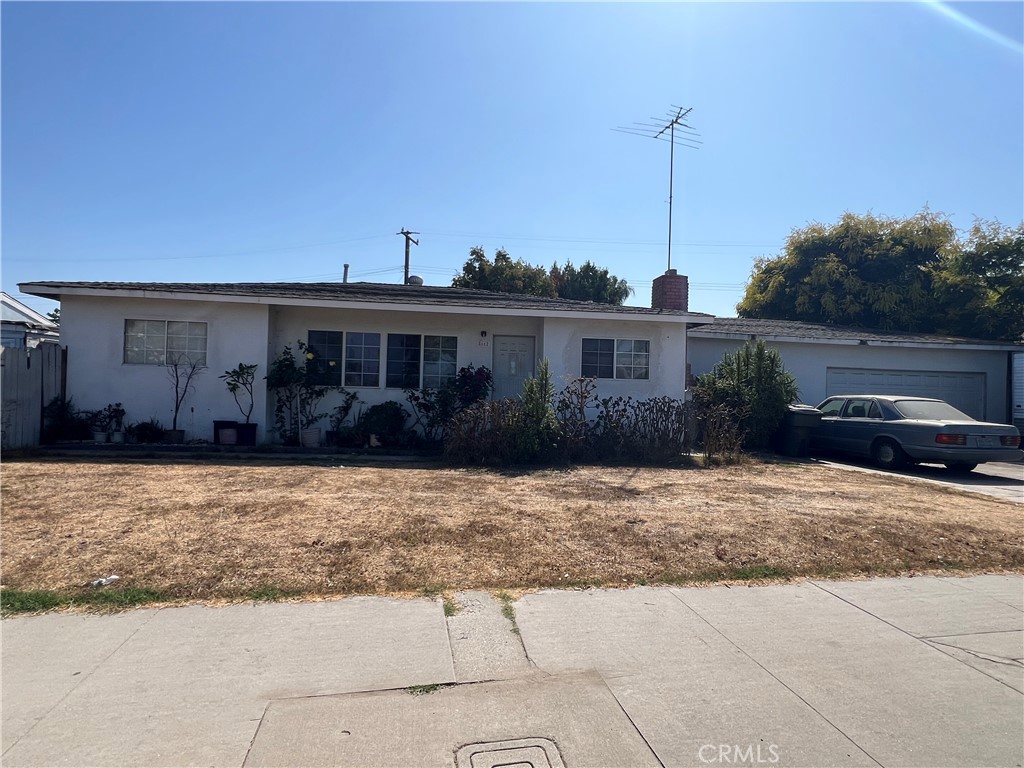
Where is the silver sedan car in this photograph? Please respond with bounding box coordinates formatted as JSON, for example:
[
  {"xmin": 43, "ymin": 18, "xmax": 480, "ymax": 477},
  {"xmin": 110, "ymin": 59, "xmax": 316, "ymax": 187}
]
[{"xmin": 812, "ymin": 395, "xmax": 1023, "ymax": 472}]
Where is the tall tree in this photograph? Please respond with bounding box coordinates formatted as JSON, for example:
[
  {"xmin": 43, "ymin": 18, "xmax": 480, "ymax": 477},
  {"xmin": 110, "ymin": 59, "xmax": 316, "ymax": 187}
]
[
  {"xmin": 550, "ymin": 260, "xmax": 633, "ymax": 305},
  {"xmin": 452, "ymin": 247, "xmax": 555, "ymax": 297},
  {"xmin": 737, "ymin": 211, "xmax": 1024, "ymax": 340},
  {"xmin": 452, "ymin": 248, "xmax": 632, "ymax": 305}
]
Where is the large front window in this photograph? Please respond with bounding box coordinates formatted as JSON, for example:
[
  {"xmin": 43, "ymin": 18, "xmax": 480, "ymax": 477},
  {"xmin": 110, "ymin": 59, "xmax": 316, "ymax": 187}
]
[
  {"xmin": 124, "ymin": 320, "xmax": 207, "ymax": 366},
  {"xmin": 581, "ymin": 338, "xmax": 649, "ymax": 380},
  {"xmin": 387, "ymin": 334, "xmax": 459, "ymax": 389}
]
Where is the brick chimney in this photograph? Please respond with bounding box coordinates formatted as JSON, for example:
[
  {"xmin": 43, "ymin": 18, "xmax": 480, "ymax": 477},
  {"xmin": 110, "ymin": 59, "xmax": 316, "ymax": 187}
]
[{"xmin": 651, "ymin": 269, "xmax": 688, "ymax": 311}]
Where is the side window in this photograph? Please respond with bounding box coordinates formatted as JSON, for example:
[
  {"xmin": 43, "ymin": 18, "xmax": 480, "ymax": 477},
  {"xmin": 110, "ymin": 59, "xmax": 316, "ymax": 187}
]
[
  {"xmin": 867, "ymin": 400, "xmax": 882, "ymax": 419},
  {"xmin": 843, "ymin": 399, "xmax": 873, "ymax": 418},
  {"xmin": 818, "ymin": 399, "xmax": 844, "ymax": 417}
]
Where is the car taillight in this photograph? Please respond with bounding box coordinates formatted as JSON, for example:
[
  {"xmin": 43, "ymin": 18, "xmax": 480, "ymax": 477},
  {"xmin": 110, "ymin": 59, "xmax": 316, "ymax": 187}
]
[
  {"xmin": 1001, "ymin": 435, "xmax": 1021, "ymax": 447},
  {"xmin": 936, "ymin": 434, "xmax": 967, "ymax": 445}
]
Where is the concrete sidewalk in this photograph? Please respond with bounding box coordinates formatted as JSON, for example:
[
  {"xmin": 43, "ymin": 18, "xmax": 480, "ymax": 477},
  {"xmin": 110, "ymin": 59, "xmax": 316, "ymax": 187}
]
[{"xmin": 3, "ymin": 575, "xmax": 1022, "ymax": 767}]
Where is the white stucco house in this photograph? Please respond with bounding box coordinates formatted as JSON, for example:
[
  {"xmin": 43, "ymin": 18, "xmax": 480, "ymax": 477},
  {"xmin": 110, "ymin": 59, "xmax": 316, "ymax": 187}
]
[
  {"xmin": 689, "ymin": 318, "xmax": 1023, "ymax": 424},
  {"xmin": 20, "ymin": 271, "xmax": 708, "ymax": 443}
]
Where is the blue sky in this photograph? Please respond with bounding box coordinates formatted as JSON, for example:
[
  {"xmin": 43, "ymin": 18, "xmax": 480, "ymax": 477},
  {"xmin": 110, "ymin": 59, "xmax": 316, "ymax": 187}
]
[{"xmin": 3, "ymin": 1, "xmax": 1022, "ymax": 318}]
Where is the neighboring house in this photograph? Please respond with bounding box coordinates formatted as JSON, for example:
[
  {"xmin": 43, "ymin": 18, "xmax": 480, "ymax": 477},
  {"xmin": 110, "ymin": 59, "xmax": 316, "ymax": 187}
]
[
  {"xmin": 19, "ymin": 271, "xmax": 709, "ymax": 443},
  {"xmin": 1, "ymin": 292, "xmax": 60, "ymax": 348},
  {"xmin": 689, "ymin": 317, "xmax": 1023, "ymax": 424}
]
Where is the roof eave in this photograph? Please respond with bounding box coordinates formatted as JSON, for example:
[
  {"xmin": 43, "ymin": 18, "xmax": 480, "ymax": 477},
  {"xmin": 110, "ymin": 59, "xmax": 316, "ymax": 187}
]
[
  {"xmin": 688, "ymin": 329, "xmax": 1023, "ymax": 351},
  {"xmin": 19, "ymin": 283, "xmax": 709, "ymax": 323}
]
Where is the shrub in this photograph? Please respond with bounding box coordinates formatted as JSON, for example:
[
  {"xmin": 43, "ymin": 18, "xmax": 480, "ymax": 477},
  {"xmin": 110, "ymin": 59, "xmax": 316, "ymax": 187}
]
[
  {"xmin": 41, "ymin": 397, "xmax": 93, "ymax": 443},
  {"xmin": 267, "ymin": 341, "xmax": 336, "ymax": 444},
  {"xmin": 445, "ymin": 399, "xmax": 534, "ymax": 465},
  {"xmin": 131, "ymin": 419, "xmax": 166, "ymax": 444},
  {"xmin": 554, "ymin": 377, "xmax": 599, "ymax": 462},
  {"xmin": 357, "ymin": 401, "xmax": 411, "ymax": 447},
  {"xmin": 406, "ymin": 365, "xmax": 493, "ymax": 442},
  {"xmin": 691, "ymin": 340, "xmax": 798, "ymax": 450}
]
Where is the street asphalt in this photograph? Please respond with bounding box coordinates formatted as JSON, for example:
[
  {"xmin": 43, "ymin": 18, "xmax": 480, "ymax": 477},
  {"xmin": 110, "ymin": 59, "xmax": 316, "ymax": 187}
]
[{"xmin": 2, "ymin": 575, "xmax": 1022, "ymax": 767}]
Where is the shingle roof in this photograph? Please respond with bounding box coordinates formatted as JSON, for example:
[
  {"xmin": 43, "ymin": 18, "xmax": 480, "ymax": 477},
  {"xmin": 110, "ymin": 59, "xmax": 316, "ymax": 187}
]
[
  {"xmin": 19, "ymin": 281, "xmax": 711, "ymax": 318},
  {"xmin": 690, "ymin": 317, "xmax": 1023, "ymax": 348}
]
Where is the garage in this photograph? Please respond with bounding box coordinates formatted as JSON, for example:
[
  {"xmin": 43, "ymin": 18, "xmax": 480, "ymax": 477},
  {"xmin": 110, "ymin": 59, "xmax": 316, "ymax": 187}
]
[
  {"xmin": 688, "ymin": 318, "xmax": 1020, "ymax": 424},
  {"xmin": 825, "ymin": 368, "xmax": 986, "ymax": 419}
]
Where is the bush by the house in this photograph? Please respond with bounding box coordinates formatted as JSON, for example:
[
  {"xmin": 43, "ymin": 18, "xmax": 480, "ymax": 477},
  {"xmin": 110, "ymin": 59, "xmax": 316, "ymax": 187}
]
[
  {"xmin": 357, "ymin": 400, "xmax": 412, "ymax": 447},
  {"xmin": 41, "ymin": 397, "xmax": 93, "ymax": 443},
  {"xmin": 130, "ymin": 418, "xmax": 167, "ymax": 444},
  {"xmin": 266, "ymin": 341, "xmax": 337, "ymax": 445},
  {"xmin": 405, "ymin": 365, "xmax": 493, "ymax": 443},
  {"xmin": 446, "ymin": 363, "xmax": 707, "ymax": 466},
  {"xmin": 691, "ymin": 340, "xmax": 798, "ymax": 450}
]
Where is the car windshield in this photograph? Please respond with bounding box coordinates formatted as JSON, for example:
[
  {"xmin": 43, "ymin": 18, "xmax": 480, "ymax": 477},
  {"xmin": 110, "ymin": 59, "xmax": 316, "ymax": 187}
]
[{"xmin": 893, "ymin": 400, "xmax": 971, "ymax": 421}]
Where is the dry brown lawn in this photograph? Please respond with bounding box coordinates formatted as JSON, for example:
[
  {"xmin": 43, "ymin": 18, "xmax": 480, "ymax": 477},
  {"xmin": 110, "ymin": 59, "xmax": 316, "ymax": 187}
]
[{"xmin": 2, "ymin": 457, "xmax": 1021, "ymax": 599}]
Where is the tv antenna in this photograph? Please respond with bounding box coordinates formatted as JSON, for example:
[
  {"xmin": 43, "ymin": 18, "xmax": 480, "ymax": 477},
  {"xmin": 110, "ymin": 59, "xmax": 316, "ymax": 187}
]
[
  {"xmin": 397, "ymin": 228, "xmax": 419, "ymax": 283},
  {"xmin": 613, "ymin": 105, "xmax": 701, "ymax": 272}
]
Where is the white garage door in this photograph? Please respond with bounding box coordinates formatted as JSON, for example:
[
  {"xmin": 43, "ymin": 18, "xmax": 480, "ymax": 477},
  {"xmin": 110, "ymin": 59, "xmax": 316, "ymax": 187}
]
[{"xmin": 825, "ymin": 368, "xmax": 986, "ymax": 419}]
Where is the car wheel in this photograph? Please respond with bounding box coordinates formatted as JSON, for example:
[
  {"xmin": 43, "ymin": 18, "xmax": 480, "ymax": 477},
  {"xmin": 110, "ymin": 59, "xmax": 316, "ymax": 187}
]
[
  {"xmin": 871, "ymin": 438, "xmax": 906, "ymax": 470},
  {"xmin": 944, "ymin": 462, "xmax": 978, "ymax": 474}
]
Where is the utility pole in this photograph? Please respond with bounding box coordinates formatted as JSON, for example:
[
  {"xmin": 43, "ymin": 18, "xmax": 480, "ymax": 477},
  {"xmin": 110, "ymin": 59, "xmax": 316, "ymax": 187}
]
[
  {"xmin": 397, "ymin": 228, "xmax": 420, "ymax": 284},
  {"xmin": 613, "ymin": 106, "xmax": 701, "ymax": 272}
]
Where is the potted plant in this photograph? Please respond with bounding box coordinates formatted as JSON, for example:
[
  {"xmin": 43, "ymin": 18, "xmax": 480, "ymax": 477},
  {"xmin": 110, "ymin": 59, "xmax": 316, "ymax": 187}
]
[
  {"xmin": 267, "ymin": 341, "xmax": 335, "ymax": 447},
  {"xmin": 217, "ymin": 362, "xmax": 259, "ymax": 446},
  {"xmin": 89, "ymin": 409, "xmax": 110, "ymax": 443},
  {"xmin": 103, "ymin": 403, "xmax": 127, "ymax": 443},
  {"xmin": 167, "ymin": 354, "xmax": 203, "ymax": 443}
]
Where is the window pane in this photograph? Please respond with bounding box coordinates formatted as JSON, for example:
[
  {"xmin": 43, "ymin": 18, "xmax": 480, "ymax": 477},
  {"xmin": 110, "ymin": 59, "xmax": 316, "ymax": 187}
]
[
  {"xmin": 386, "ymin": 333, "xmax": 421, "ymax": 388},
  {"xmin": 308, "ymin": 330, "xmax": 343, "ymax": 386},
  {"xmin": 421, "ymin": 336, "xmax": 458, "ymax": 388},
  {"xmin": 581, "ymin": 338, "xmax": 614, "ymax": 378},
  {"xmin": 613, "ymin": 339, "xmax": 649, "ymax": 380},
  {"xmin": 345, "ymin": 332, "xmax": 380, "ymax": 387},
  {"xmin": 125, "ymin": 319, "xmax": 166, "ymax": 365}
]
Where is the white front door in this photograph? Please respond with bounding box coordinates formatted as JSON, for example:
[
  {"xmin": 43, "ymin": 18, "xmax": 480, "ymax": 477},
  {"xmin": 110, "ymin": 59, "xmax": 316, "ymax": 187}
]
[{"xmin": 492, "ymin": 336, "xmax": 536, "ymax": 399}]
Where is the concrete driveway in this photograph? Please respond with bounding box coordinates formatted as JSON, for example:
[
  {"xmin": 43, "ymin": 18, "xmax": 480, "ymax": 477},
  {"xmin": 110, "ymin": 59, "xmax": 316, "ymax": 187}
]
[
  {"xmin": 814, "ymin": 458, "xmax": 1024, "ymax": 503},
  {"xmin": 3, "ymin": 575, "xmax": 1022, "ymax": 767}
]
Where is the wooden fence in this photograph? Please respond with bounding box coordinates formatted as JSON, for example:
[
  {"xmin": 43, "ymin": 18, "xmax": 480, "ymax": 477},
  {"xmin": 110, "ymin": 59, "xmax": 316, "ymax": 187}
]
[{"xmin": 1, "ymin": 344, "xmax": 65, "ymax": 450}]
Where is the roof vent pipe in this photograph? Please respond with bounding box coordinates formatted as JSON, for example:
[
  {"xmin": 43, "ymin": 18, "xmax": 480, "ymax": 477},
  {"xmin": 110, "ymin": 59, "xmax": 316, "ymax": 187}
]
[{"xmin": 406, "ymin": 275, "xmax": 424, "ymax": 286}]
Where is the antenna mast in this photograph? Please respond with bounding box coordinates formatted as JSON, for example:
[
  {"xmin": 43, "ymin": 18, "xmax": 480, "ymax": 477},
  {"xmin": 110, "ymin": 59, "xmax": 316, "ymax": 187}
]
[{"xmin": 613, "ymin": 106, "xmax": 701, "ymax": 271}]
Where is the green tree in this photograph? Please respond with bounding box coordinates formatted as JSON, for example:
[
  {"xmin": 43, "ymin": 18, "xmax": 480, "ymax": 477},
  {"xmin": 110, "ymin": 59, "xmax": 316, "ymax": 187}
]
[
  {"xmin": 737, "ymin": 211, "xmax": 1024, "ymax": 340},
  {"xmin": 944, "ymin": 219, "xmax": 1024, "ymax": 340},
  {"xmin": 549, "ymin": 260, "xmax": 632, "ymax": 305},
  {"xmin": 452, "ymin": 248, "xmax": 632, "ymax": 305},
  {"xmin": 452, "ymin": 247, "xmax": 555, "ymax": 297},
  {"xmin": 46, "ymin": 308, "xmax": 60, "ymax": 326},
  {"xmin": 738, "ymin": 210, "xmax": 957, "ymax": 332}
]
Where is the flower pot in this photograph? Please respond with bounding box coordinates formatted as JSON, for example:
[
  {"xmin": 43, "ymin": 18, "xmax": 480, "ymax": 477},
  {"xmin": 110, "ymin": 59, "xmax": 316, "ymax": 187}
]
[
  {"xmin": 166, "ymin": 429, "xmax": 185, "ymax": 444},
  {"xmin": 110, "ymin": 431, "xmax": 125, "ymax": 444},
  {"xmin": 236, "ymin": 423, "xmax": 258, "ymax": 446},
  {"xmin": 213, "ymin": 420, "xmax": 239, "ymax": 446},
  {"xmin": 92, "ymin": 430, "xmax": 109, "ymax": 443},
  {"xmin": 300, "ymin": 427, "xmax": 321, "ymax": 447}
]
